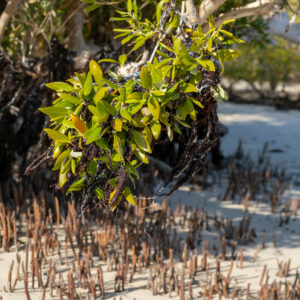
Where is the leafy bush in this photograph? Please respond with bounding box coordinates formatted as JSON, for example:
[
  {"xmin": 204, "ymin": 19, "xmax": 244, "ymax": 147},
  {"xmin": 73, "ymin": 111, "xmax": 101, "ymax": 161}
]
[{"xmin": 39, "ymin": 0, "xmax": 243, "ymax": 211}]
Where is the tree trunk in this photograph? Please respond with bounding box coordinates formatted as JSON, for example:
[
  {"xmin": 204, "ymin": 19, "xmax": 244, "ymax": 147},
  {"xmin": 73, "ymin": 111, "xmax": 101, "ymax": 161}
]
[{"xmin": 0, "ymin": 0, "xmax": 23, "ymax": 44}]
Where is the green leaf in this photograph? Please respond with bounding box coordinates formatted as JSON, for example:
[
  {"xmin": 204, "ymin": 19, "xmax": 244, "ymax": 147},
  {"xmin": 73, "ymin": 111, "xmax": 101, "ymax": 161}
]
[
  {"xmin": 84, "ymin": 71, "xmax": 93, "ymax": 96},
  {"xmin": 217, "ymin": 85, "xmax": 228, "ymax": 101},
  {"xmin": 177, "ymin": 99, "xmax": 194, "ymax": 120},
  {"xmin": 96, "ymin": 138, "xmax": 110, "ymax": 151},
  {"xmin": 173, "ymin": 37, "xmax": 181, "ymax": 55},
  {"xmin": 127, "ymin": 0, "xmax": 132, "ymax": 12},
  {"xmin": 155, "ymin": 58, "xmax": 172, "ymax": 69},
  {"xmin": 108, "ymin": 71, "xmax": 118, "ymax": 81},
  {"xmin": 156, "ymin": 0, "xmax": 164, "ymax": 28},
  {"xmin": 151, "ymin": 121, "xmax": 161, "ymax": 139},
  {"xmin": 118, "ymin": 54, "xmax": 127, "ymax": 66},
  {"xmin": 121, "ymin": 35, "xmax": 135, "ymax": 45},
  {"xmin": 148, "ymin": 97, "xmax": 160, "ymax": 120},
  {"xmin": 39, "ymin": 106, "xmax": 69, "ymax": 119},
  {"xmin": 132, "ymin": 130, "xmax": 151, "ymax": 153},
  {"xmin": 95, "ymin": 187, "xmax": 105, "ymax": 200},
  {"xmin": 134, "ymin": 148, "xmax": 149, "ymax": 164},
  {"xmin": 217, "ymin": 49, "xmax": 242, "ymax": 61},
  {"xmin": 59, "ymin": 93, "xmax": 82, "ymax": 105},
  {"xmin": 113, "ymin": 133, "xmax": 124, "ymax": 160},
  {"xmin": 59, "ymin": 159, "xmax": 71, "ymax": 188},
  {"xmin": 182, "ymin": 83, "xmax": 198, "ymax": 93},
  {"xmin": 45, "ymin": 82, "xmax": 72, "ymax": 92},
  {"xmin": 59, "ymin": 170, "xmax": 68, "ymax": 188},
  {"xmin": 67, "ymin": 178, "xmax": 85, "ymax": 194},
  {"xmin": 88, "ymin": 104, "xmax": 108, "ymax": 122},
  {"xmin": 102, "ymin": 101, "xmax": 117, "ymax": 115},
  {"xmin": 93, "ymin": 87, "xmax": 109, "ymax": 103},
  {"xmin": 52, "ymin": 149, "xmax": 71, "ymax": 171},
  {"xmin": 159, "ymin": 42, "xmax": 174, "ymax": 53},
  {"xmin": 123, "ymin": 186, "xmax": 135, "ymax": 206},
  {"xmin": 71, "ymin": 159, "xmax": 76, "ymax": 174},
  {"xmin": 208, "ymin": 14, "xmax": 215, "ymax": 29},
  {"xmin": 152, "ymin": 90, "xmax": 165, "ymax": 96},
  {"xmin": 98, "ymin": 58, "xmax": 119, "ymax": 64},
  {"xmin": 44, "ymin": 128, "xmax": 69, "ymax": 143},
  {"xmin": 140, "ymin": 66, "xmax": 152, "ymax": 90},
  {"xmin": 113, "ymin": 118, "xmax": 123, "ymax": 132},
  {"xmin": 127, "ymin": 100, "xmax": 145, "ymax": 115},
  {"xmin": 166, "ymin": 14, "xmax": 179, "ymax": 31},
  {"xmin": 131, "ymin": 35, "xmax": 150, "ymax": 52},
  {"xmin": 166, "ymin": 125, "xmax": 173, "ymax": 141},
  {"xmin": 120, "ymin": 108, "xmax": 132, "ymax": 121},
  {"xmin": 214, "ymin": 85, "xmax": 228, "ymax": 103},
  {"xmin": 191, "ymin": 98, "xmax": 204, "ymax": 108},
  {"xmin": 103, "ymin": 78, "xmax": 118, "ymax": 90},
  {"xmin": 197, "ymin": 59, "xmax": 215, "ymax": 71},
  {"xmin": 85, "ymin": 4, "xmax": 100, "ymax": 13},
  {"xmin": 88, "ymin": 160, "xmax": 97, "ymax": 176},
  {"xmin": 89, "ymin": 60, "xmax": 103, "ymax": 87},
  {"xmin": 84, "ymin": 126, "xmax": 102, "ymax": 144},
  {"xmin": 115, "ymin": 32, "xmax": 131, "ymax": 40},
  {"xmin": 132, "ymin": 0, "xmax": 138, "ymax": 18},
  {"xmin": 151, "ymin": 67, "xmax": 163, "ymax": 85}
]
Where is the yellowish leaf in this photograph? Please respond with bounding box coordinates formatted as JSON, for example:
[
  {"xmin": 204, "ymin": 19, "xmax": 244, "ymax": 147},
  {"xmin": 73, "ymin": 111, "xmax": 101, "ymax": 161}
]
[{"xmin": 70, "ymin": 115, "xmax": 88, "ymax": 134}]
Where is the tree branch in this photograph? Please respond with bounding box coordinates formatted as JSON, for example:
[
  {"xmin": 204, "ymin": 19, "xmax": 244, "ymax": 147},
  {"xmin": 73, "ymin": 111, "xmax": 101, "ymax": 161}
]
[
  {"xmin": 0, "ymin": 0, "xmax": 24, "ymax": 44},
  {"xmin": 198, "ymin": 0, "xmax": 226, "ymax": 25},
  {"xmin": 213, "ymin": 0, "xmax": 276, "ymax": 28},
  {"xmin": 185, "ymin": 0, "xmax": 200, "ymax": 25}
]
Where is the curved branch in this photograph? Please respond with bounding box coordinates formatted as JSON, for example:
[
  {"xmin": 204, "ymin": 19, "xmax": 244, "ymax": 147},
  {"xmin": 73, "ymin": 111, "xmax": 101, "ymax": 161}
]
[{"xmin": 213, "ymin": 0, "xmax": 276, "ymax": 28}]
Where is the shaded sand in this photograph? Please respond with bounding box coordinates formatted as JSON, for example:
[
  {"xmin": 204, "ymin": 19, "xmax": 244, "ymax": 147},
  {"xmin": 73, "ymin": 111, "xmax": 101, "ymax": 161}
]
[{"xmin": 0, "ymin": 103, "xmax": 299, "ymax": 299}]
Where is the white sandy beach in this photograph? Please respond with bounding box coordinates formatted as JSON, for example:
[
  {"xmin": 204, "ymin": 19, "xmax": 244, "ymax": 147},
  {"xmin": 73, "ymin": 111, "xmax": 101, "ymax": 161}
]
[{"xmin": 0, "ymin": 102, "xmax": 299, "ymax": 300}]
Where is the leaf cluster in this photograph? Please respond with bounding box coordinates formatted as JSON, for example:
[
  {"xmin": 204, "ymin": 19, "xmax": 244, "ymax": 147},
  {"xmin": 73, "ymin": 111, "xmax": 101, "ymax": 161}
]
[{"xmin": 40, "ymin": 0, "xmax": 243, "ymax": 211}]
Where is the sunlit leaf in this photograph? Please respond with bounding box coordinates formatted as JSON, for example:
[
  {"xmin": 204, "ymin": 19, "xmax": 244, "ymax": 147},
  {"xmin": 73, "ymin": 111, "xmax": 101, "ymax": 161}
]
[
  {"xmin": 123, "ymin": 186, "xmax": 135, "ymax": 206},
  {"xmin": 39, "ymin": 106, "xmax": 69, "ymax": 119},
  {"xmin": 52, "ymin": 149, "xmax": 71, "ymax": 171},
  {"xmin": 94, "ymin": 87, "xmax": 109, "ymax": 103},
  {"xmin": 84, "ymin": 126, "xmax": 102, "ymax": 144},
  {"xmin": 151, "ymin": 121, "xmax": 161, "ymax": 139},
  {"xmin": 132, "ymin": 130, "xmax": 151, "ymax": 153},
  {"xmin": 45, "ymin": 82, "xmax": 72, "ymax": 92},
  {"xmin": 113, "ymin": 118, "xmax": 123, "ymax": 132},
  {"xmin": 67, "ymin": 178, "xmax": 84, "ymax": 194},
  {"xmin": 89, "ymin": 60, "xmax": 103, "ymax": 87},
  {"xmin": 44, "ymin": 128, "xmax": 69, "ymax": 143},
  {"xmin": 118, "ymin": 54, "xmax": 127, "ymax": 66},
  {"xmin": 59, "ymin": 93, "xmax": 82, "ymax": 105},
  {"xmin": 140, "ymin": 66, "xmax": 152, "ymax": 90},
  {"xmin": 148, "ymin": 96, "xmax": 160, "ymax": 120},
  {"xmin": 134, "ymin": 148, "xmax": 149, "ymax": 164},
  {"xmin": 83, "ymin": 71, "xmax": 93, "ymax": 96}
]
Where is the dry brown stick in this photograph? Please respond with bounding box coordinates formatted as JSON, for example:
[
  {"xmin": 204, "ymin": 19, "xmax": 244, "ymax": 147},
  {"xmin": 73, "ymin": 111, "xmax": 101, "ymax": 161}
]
[
  {"xmin": 23, "ymin": 262, "xmax": 31, "ymax": 300},
  {"xmin": 8, "ymin": 259, "xmax": 14, "ymax": 292},
  {"xmin": 259, "ymin": 265, "xmax": 267, "ymax": 286},
  {"xmin": 180, "ymin": 266, "xmax": 185, "ymax": 300}
]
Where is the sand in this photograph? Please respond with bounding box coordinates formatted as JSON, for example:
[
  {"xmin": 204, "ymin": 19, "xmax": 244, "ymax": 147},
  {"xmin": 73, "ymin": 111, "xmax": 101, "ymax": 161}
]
[{"xmin": 0, "ymin": 102, "xmax": 299, "ymax": 299}]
